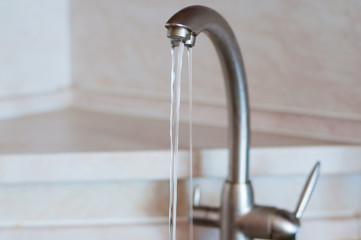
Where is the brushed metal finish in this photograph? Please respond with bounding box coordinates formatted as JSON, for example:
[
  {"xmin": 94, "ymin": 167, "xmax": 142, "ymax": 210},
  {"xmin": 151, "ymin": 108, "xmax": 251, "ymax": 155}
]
[
  {"xmin": 193, "ymin": 185, "xmax": 220, "ymax": 227},
  {"xmin": 167, "ymin": 5, "xmax": 250, "ymax": 185},
  {"xmin": 165, "ymin": 5, "xmax": 321, "ymax": 240},
  {"xmin": 193, "ymin": 206, "xmax": 220, "ymax": 227},
  {"xmin": 220, "ymin": 181, "xmax": 254, "ymax": 240},
  {"xmin": 240, "ymin": 206, "xmax": 300, "ymax": 240},
  {"xmin": 294, "ymin": 162, "xmax": 321, "ymax": 219}
]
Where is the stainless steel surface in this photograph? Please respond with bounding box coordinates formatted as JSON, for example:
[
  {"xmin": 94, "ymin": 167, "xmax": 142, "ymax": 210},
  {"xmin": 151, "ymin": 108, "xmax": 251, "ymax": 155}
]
[
  {"xmin": 240, "ymin": 206, "xmax": 300, "ymax": 240},
  {"xmin": 193, "ymin": 186, "xmax": 220, "ymax": 227},
  {"xmin": 220, "ymin": 181, "xmax": 254, "ymax": 240},
  {"xmin": 166, "ymin": 5, "xmax": 250, "ymax": 185},
  {"xmin": 294, "ymin": 162, "xmax": 321, "ymax": 219},
  {"xmin": 165, "ymin": 5, "xmax": 321, "ymax": 240}
]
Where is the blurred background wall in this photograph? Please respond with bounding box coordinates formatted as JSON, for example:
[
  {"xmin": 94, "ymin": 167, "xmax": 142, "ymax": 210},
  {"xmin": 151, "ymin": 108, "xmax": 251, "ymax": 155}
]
[
  {"xmin": 70, "ymin": 0, "xmax": 361, "ymax": 143},
  {"xmin": 1, "ymin": 0, "xmax": 361, "ymax": 141},
  {"xmin": 0, "ymin": 2, "xmax": 360, "ymax": 239},
  {"xmin": 0, "ymin": 0, "xmax": 71, "ymax": 118}
]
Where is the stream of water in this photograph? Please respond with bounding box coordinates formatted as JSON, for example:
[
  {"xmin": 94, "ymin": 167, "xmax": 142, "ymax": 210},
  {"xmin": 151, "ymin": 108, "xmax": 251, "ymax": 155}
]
[
  {"xmin": 169, "ymin": 40, "xmax": 193, "ymax": 240},
  {"xmin": 187, "ymin": 47, "xmax": 193, "ymax": 240}
]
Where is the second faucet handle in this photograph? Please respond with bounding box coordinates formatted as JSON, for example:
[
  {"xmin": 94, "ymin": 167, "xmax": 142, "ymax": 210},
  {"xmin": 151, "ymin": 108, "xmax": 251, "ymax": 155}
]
[
  {"xmin": 192, "ymin": 185, "xmax": 220, "ymax": 227},
  {"xmin": 241, "ymin": 162, "xmax": 321, "ymax": 240},
  {"xmin": 294, "ymin": 162, "xmax": 321, "ymax": 219},
  {"xmin": 193, "ymin": 185, "xmax": 201, "ymax": 206}
]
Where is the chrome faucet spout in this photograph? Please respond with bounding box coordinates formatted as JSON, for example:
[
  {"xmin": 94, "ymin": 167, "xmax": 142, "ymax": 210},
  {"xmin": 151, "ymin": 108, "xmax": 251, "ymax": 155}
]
[
  {"xmin": 165, "ymin": 5, "xmax": 320, "ymax": 240},
  {"xmin": 166, "ymin": 5, "xmax": 250, "ymax": 185}
]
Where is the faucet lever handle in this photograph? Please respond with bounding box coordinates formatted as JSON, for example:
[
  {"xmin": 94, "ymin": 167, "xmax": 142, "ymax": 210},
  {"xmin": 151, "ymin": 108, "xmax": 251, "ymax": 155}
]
[
  {"xmin": 193, "ymin": 185, "xmax": 201, "ymax": 206},
  {"xmin": 192, "ymin": 185, "xmax": 220, "ymax": 227},
  {"xmin": 294, "ymin": 162, "xmax": 321, "ymax": 219}
]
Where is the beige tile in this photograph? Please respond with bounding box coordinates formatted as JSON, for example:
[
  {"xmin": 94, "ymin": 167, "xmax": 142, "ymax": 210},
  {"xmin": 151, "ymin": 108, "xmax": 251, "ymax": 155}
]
[
  {"xmin": 0, "ymin": 108, "xmax": 339, "ymax": 154},
  {"xmin": 299, "ymin": 217, "xmax": 359, "ymax": 240},
  {"xmin": 0, "ymin": 174, "xmax": 359, "ymax": 226},
  {"xmin": 71, "ymin": 0, "xmax": 361, "ymax": 126},
  {"xmin": 74, "ymin": 90, "xmax": 358, "ymax": 144},
  {"xmin": 0, "ymin": 218, "xmax": 357, "ymax": 240},
  {"xmin": 0, "ymin": 90, "xmax": 71, "ymax": 120},
  {"xmin": 0, "ymin": 0, "xmax": 71, "ymax": 98},
  {"xmin": 1, "ymin": 145, "xmax": 361, "ymax": 184},
  {"xmin": 0, "ymin": 224, "xmax": 171, "ymax": 240},
  {"xmin": 0, "ymin": 181, "xmax": 171, "ymax": 223}
]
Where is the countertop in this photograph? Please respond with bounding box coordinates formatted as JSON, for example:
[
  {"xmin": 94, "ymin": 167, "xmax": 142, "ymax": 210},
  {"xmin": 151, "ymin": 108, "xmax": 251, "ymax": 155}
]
[{"xmin": 0, "ymin": 108, "xmax": 343, "ymax": 154}]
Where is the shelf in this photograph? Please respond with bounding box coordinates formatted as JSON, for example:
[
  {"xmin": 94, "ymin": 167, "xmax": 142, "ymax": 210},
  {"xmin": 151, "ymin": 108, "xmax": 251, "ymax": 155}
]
[{"xmin": 0, "ymin": 108, "xmax": 343, "ymax": 154}]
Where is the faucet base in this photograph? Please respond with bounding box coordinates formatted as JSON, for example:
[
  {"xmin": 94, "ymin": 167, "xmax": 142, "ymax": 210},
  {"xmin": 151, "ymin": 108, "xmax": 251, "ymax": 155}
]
[{"xmin": 221, "ymin": 181, "xmax": 254, "ymax": 240}]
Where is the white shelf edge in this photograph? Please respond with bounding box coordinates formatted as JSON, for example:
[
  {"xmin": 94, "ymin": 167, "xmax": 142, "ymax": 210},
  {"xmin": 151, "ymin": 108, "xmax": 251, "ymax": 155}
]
[{"xmin": 0, "ymin": 145, "xmax": 360, "ymax": 184}]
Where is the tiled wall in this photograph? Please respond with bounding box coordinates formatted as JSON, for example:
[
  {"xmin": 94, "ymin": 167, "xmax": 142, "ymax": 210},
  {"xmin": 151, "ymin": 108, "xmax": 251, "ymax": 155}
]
[
  {"xmin": 71, "ymin": 0, "xmax": 361, "ymax": 142},
  {"xmin": 2, "ymin": 1, "xmax": 361, "ymax": 141}
]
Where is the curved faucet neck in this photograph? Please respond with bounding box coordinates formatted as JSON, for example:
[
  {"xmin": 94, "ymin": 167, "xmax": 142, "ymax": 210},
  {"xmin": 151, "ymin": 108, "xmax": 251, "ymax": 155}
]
[{"xmin": 166, "ymin": 5, "xmax": 250, "ymax": 184}]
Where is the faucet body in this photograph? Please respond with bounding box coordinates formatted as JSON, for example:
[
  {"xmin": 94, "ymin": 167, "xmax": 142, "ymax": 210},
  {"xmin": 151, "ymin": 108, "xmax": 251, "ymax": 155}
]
[
  {"xmin": 167, "ymin": 5, "xmax": 250, "ymax": 186},
  {"xmin": 166, "ymin": 5, "xmax": 320, "ymax": 240}
]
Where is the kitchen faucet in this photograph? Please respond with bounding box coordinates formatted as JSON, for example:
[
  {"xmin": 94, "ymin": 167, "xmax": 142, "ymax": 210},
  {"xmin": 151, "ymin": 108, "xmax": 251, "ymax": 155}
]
[{"xmin": 166, "ymin": 5, "xmax": 320, "ymax": 240}]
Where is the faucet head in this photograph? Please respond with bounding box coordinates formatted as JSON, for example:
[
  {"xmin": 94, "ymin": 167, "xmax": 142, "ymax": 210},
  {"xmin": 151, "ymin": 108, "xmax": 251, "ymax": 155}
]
[{"xmin": 166, "ymin": 25, "xmax": 196, "ymax": 47}]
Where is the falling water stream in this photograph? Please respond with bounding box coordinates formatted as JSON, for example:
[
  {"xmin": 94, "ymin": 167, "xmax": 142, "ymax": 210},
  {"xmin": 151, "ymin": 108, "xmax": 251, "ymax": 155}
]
[
  {"xmin": 169, "ymin": 40, "xmax": 193, "ymax": 240},
  {"xmin": 187, "ymin": 47, "xmax": 193, "ymax": 240}
]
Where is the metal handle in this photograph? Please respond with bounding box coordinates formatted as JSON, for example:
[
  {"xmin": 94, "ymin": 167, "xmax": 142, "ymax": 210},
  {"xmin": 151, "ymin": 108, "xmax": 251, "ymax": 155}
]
[
  {"xmin": 193, "ymin": 185, "xmax": 201, "ymax": 206},
  {"xmin": 294, "ymin": 162, "xmax": 321, "ymax": 219},
  {"xmin": 192, "ymin": 185, "xmax": 220, "ymax": 227}
]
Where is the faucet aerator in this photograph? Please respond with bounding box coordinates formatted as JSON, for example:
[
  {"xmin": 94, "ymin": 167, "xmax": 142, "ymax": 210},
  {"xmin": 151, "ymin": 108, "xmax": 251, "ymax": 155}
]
[{"xmin": 166, "ymin": 25, "xmax": 196, "ymax": 47}]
